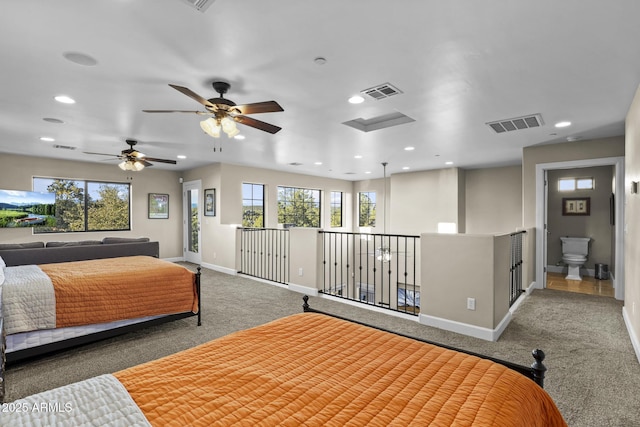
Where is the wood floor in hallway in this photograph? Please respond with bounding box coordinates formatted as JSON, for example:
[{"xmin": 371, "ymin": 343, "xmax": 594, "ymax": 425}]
[{"xmin": 546, "ymin": 272, "xmax": 614, "ymax": 297}]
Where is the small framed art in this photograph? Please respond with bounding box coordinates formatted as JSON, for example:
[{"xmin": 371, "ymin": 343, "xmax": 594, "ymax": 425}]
[
  {"xmin": 562, "ymin": 197, "xmax": 590, "ymax": 216},
  {"xmin": 148, "ymin": 193, "xmax": 169, "ymax": 219},
  {"xmin": 204, "ymin": 188, "xmax": 216, "ymax": 217}
]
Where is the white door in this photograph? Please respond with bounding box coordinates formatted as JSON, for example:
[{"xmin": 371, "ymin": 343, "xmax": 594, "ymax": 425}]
[
  {"xmin": 183, "ymin": 180, "xmax": 202, "ymax": 264},
  {"xmin": 543, "ymin": 170, "xmax": 549, "ymax": 288}
]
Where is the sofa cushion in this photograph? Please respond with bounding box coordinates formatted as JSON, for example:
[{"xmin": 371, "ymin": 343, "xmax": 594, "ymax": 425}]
[
  {"xmin": 102, "ymin": 237, "xmax": 150, "ymax": 244},
  {"xmin": 0, "ymin": 242, "xmax": 45, "ymax": 250},
  {"xmin": 46, "ymin": 240, "xmax": 102, "ymax": 248}
]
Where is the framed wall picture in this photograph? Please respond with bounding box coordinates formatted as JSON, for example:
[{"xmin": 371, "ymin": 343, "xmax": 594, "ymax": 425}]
[
  {"xmin": 562, "ymin": 197, "xmax": 590, "ymax": 216},
  {"xmin": 148, "ymin": 193, "xmax": 169, "ymax": 219},
  {"xmin": 204, "ymin": 188, "xmax": 216, "ymax": 217}
]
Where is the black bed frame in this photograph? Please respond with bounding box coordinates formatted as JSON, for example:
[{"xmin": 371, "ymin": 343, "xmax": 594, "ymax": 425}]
[
  {"xmin": 0, "ymin": 248, "xmax": 202, "ymax": 402},
  {"xmin": 3, "ymin": 267, "xmax": 201, "ymax": 365},
  {"xmin": 302, "ymin": 295, "xmax": 547, "ymax": 388}
]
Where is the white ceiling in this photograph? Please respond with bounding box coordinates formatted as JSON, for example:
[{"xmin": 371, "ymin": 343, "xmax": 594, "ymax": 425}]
[{"xmin": 1, "ymin": 0, "xmax": 639, "ymax": 180}]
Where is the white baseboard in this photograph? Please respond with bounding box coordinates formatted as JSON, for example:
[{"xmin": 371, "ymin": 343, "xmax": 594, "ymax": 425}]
[
  {"xmin": 622, "ymin": 305, "xmax": 640, "ymax": 364},
  {"xmin": 200, "ymin": 262, "xmax": 237, "ymax": 276},
  {"xmin": 418, "ymin": 313, "xmax": 509, "ymax": 342},
  {"xmin": 419, "ymin": 290, "xmax": 528, "ymax": 342},
  {"xmin": 163, "ymin": 257, "xmax": 184, "ymax": 263},
  {"xmin": 288, "ymin": 283, "xmax": 319, "ymax": 296},
  {"xmin": 317, "ymin": 294, "xmax": 417, "ymax": 322}
]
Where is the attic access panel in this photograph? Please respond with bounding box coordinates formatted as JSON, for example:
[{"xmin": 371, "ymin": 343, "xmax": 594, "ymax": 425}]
[{"xmin": 343, "ymin": 112, "xmax": 415, "ymax": 133}]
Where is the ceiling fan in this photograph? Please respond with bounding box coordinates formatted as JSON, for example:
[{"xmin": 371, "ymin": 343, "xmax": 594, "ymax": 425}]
[
  {"xmin": 143, "ymin": 81, "xmax": 284, "ymax": 137},
  {"xmin": 84, "ymin": 139, "xmax": 177, "ymax": 171}
]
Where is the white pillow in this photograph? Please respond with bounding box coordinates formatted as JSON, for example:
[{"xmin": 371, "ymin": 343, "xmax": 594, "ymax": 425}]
[{"xmin": 0, "ymin": 255, "xmax": 5, "ymax": 268}]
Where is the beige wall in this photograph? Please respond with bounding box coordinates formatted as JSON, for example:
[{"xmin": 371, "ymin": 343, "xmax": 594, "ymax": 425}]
[
  {"xmin": 465, "ymin": 165, "xmax": 522, "ymax": 234},
  {"xmin": 421, "ymin": 233, "xmax": 497, "ymax": 329},
  {"xmin": 0, "ymin": 153, "xmax": 183, "ymax": 258},
  {"xmin": 625, "ymin": 85, "xmax": 640, "ymax": 353},
  {"xmin": 390, "ymin": 168, "xmax": 464, "ymax": 235}
]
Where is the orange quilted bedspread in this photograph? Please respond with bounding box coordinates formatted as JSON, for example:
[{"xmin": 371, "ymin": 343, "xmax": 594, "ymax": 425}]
[
  {"xmin": 39, "ymin": 256, "xmax": 197, "ymax": 328},
  {"xmin": 114, "ymin": 313, "xmax": 567, "ymax": 427}
]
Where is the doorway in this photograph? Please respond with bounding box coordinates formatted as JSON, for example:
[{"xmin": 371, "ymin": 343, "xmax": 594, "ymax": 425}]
[
  {"xmin": 535, "ymin": 157, "xmax": 625, "ymax": 300},
  {"xmin": 183, "ymin": 180, "xmax": 202, "ymax": 264}
]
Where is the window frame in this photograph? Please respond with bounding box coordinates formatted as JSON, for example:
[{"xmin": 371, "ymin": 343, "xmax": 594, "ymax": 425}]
[
  {"xmin": 358, "ymin": 191, "xmax": 376, "ymax": 227},
  {"xmin": 276, "ymin": 185, "xmax": 321, "ymax": 228},
  {"xmin": 558, "ymin": 177, "xmax": 594, "ymax": 192},
  {"xmin": 330, "ymin": 191, "xmax": 343, "ymax": 228},
  {"xmin": 242, "ymin": 182, "xmax": 265, "ymax": 228},
  {"xmin": 32, "ymin": 177, "xmax": 131, "ymax": 233}
]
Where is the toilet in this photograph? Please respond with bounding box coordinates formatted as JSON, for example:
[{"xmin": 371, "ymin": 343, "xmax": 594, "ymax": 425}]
[{"xmin": 560, "ymin": 237, "xmax": 591, "ymax": 281}]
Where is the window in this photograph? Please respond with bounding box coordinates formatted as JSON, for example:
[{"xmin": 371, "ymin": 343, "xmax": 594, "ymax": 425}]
[
  {"xmin": 33, "ymin": 177, "xmax": 130, "ymax": 233},
  {"xmin": 242, "ymin": 183, "xmax": 264, "ymax": 227},
  {"xmin": 277, "ymin": 186, "xmax": 321, "ymax": 227},
  {"xmin": 558, "ymin": 177, "xmax": 594, "ymax": 191},
  {"xmin": 358, "ymin": 191, "xmax": 376, "ymax": 227},
  {"xmin": 330, "ymin": 191, "xmax": 343, "ymax": 227}
]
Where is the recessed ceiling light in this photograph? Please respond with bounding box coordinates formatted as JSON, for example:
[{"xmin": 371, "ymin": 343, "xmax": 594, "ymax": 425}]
[
  {"xmin": 348, "ymin": 95, "xmax": 364, "ymax": 104},
  {"xmin": 62, "ymin": 52, "xmax": 98, "ymax": 66},
  {"xmin": 555, "ymin": 121, "xmax": 571, "ymax": 128},
  {"xmin": 54, "ymin": 95, "xmax": 76, "ymax": 104},
  {"xmin": 314, "ymin": 161, "xmax": 322, "ymax": 165},
  {"xmin": 445, "ymin": 161, "xmax": 454, "ymax": 165},
  {"xmin": 177, "ymin": 155, "xmax": 187, "ymax": 159},
  {"xmin": 42, "ymin": 117, "xmax": 64, "ymax": 124},
  {"xmin": 40, "ymin": 137, "xmax": 55, "ymax": 142},
  {"xmin": 402, "ymin": 166, "xmax": 410, "ymax": 170},
  {"xmin": 234, "ymin": 134, "xmax": 245, "ymax": 140},
  {"xmin": 365, "ymin": 171, "xmax": 371, "ymax": 174},
  {"xmin": 404, "ymin": 146, "xmax": 415, "ymax": 151},
  {"xmin": 354, "ymin": 155, "xmax": 363, "ymax": 159}
]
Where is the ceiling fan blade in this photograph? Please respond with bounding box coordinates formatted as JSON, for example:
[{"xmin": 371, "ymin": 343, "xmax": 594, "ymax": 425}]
[
  {"xmin": 233, "ymin": 101, "xmax": 284, "ymax": 115},
  {"xmin": 142, "ymin": 157, "xmax": 177, "ymax": 165},
  {"xmin": 83, "ymin": 151, "xmax": 118, "ymax": 157},
  {"xmin": 142, "ymin": 109, "xmax": 207, "ymax": 114},
  {"xmin": 139, "ymin": 159, "xmax": 154, "ymax": 167},
  {"xmin": 234, "ymin": 115, "xmax": 282, "ymax": 134},
  {"xmin": 169, "ymin": 84, "xmax": 216, "ymax": 108}
]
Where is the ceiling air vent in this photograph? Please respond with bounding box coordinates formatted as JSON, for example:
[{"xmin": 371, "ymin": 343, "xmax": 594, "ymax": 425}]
[
  {"xmin": 53, "ymin": 144, "xmax": 76, "ymax": 150},
  {"xmin": 179, "ymin": 0, "xmax": 216, "ymax": 12},
  {"xmin": 361, "ymin": 83, "xmax": 403, "ymax": 100},
  {"xmin": 486, "ymin": 114, "xmax": 544, "ymax": 133}
]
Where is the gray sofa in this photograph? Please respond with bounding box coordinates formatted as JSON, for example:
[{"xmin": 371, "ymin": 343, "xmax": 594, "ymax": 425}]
[{"xmin": 0, "ymin": 237, "xmax": 158, "ymax": 266}]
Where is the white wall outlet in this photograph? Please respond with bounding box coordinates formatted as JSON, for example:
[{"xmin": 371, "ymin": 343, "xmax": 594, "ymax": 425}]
[
  {"xmin": 298, "ymin": 267, "xmax": 303, "ymax": 276},
  {"xmin": 213, "ymin": 252, "xmax": 217, "ymax": 259},
  {"xmin": 467, "ymin": 297, "xmax": 476, "ymax": 310}
]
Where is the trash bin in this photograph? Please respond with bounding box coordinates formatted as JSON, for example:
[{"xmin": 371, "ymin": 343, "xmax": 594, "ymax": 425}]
[{"xmin": 595, "ymin": 263, "xmax": 609, "ymax": 280}]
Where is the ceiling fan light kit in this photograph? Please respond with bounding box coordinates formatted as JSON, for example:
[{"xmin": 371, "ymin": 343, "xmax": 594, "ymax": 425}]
[
  {"xmin": 200, "ymin": 117, "xmax": 221, "ymax": 138},
  {"xmin": 119, "ymin": 159, "xmax": 146, "ymax": 171}
]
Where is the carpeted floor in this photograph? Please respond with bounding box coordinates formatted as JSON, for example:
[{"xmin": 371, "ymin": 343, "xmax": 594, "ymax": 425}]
[{"xmin": 5, "ymin": 264, "xmax": 640, "ymax": 426}]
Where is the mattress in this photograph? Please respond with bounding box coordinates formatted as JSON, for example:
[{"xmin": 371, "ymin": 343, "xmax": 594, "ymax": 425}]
[
  {"xmin": 5, "ymin": 315, "xmax": 165, "ymax": 353},
  {"xmin": 1, "ymin": 313, "xmax": 567, "ymax": 426}
]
